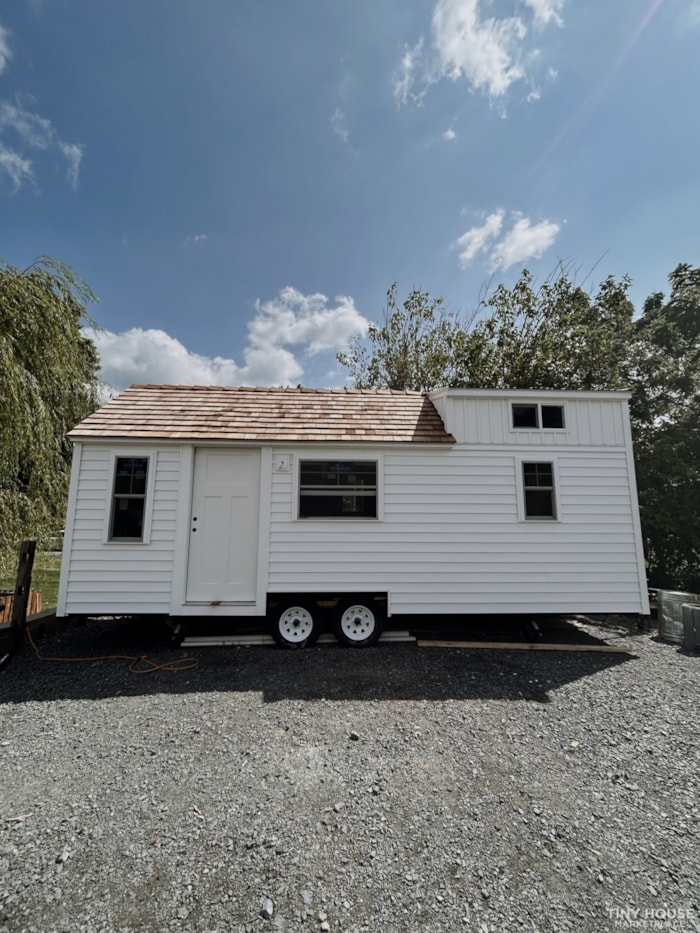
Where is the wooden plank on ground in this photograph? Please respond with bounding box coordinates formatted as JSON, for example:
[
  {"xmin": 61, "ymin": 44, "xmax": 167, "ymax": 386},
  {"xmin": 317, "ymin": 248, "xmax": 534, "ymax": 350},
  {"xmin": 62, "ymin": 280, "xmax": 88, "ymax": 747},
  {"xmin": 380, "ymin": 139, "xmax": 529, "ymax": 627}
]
[{"xmin": 417, "ymin": 640, "xmax": 632, "ymax": 654}]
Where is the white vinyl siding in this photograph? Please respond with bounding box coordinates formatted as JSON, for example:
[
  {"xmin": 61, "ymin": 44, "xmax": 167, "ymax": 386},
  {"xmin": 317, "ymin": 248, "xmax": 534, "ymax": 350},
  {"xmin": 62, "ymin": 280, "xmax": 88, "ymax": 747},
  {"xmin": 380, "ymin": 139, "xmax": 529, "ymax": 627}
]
[
  {"xmin": 267, "ymin": 443, "xmax": 647, "ymax": 615},
  {"xmin": 61, "ymin": 445, "xmax": 180, "ymax": 615}
]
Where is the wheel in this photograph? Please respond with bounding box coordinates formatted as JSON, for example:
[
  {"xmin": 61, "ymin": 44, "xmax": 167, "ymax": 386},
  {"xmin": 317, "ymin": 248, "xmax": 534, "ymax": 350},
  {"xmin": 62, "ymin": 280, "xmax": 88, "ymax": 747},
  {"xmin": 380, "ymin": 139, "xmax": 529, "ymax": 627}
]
[
  {"xmin": 270, "ymin": 599, "xmax": 320, "ymax": 649},
  {"xmin": 333, "ymin": 597, "xmax": 384, "ymax": 648}
]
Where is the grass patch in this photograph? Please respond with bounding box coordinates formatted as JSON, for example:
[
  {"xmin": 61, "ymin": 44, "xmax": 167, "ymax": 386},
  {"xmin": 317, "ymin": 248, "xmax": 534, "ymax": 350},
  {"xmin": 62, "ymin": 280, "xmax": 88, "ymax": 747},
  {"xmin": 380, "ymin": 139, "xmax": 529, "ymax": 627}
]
[{"xmin": 0, "ymin": 551, "xmax": 62, "ymax": 611}]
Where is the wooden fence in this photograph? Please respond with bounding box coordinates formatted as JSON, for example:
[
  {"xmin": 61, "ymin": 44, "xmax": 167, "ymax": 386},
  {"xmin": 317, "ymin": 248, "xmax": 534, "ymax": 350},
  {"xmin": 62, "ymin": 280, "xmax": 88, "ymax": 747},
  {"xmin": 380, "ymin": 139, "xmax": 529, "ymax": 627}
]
[{"xmin": 0, "ymin": 590, "xmax": 42, "ymax": 624}]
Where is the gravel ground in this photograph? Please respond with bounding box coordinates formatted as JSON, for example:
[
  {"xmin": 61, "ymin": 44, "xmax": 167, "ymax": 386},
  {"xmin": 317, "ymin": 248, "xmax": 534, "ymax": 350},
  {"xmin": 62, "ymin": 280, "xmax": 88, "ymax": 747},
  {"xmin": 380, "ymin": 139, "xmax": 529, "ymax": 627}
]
[{"xmin": 1, "ymin": 616, "xmax": 698, "ymax": 933}]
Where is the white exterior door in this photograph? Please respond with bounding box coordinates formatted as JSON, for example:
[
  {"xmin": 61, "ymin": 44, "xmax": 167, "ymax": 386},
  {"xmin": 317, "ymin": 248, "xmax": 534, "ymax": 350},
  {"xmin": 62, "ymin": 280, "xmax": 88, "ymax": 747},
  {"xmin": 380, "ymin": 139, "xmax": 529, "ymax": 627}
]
[{"xmin": 186, "ymin": 449, "xmax": 260, "ymax": 602}]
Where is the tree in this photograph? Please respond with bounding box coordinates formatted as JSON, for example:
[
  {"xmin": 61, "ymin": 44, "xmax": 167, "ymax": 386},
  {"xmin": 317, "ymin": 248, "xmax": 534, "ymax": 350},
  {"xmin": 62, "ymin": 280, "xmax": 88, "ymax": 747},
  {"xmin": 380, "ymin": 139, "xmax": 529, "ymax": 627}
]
[
  {"xmin": 337, "ymin": 283, "xmax": 474, "ymax": 392},
  {"xmin": 459, "ymin": 267, "xmax": 635, "ymax": 390},
  {"xmin": 630, "ymin": 264, "xmax": 700, "ymax": 590},
  {"xmin": 339, "ymin": 269, "xmax": 635, "ymax": 393},
  {"xmin": 0, "ymin": 256, "xmax": 101, "ymax": 576}
]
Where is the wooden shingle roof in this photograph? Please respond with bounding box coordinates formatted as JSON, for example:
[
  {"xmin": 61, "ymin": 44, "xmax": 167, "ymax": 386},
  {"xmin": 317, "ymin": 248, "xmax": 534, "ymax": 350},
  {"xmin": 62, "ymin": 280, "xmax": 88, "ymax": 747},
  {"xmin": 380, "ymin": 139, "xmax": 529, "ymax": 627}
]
[{"xmin": 70, "ymin": 385, "xmax": 455, "ymax": 444}]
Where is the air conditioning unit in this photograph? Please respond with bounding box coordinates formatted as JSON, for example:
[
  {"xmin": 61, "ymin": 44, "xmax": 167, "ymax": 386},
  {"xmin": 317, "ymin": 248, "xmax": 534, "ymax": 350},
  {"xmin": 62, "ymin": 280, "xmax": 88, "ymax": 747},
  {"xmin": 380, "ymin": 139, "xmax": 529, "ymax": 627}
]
[
  {"xmin": 682, "ymin": 603, "xmax": 700, "ymax": 652},
  {"xmin": 657, "ymin": 590, "xmax": 698, "ymax": 644}
]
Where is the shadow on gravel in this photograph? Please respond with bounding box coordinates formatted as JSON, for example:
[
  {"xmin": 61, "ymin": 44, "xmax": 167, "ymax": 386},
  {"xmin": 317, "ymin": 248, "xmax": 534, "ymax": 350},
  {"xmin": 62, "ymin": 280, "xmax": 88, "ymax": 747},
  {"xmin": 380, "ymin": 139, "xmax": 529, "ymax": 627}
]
[{"xmin": 0, "ymin": 615, "xmax": 636, "ymax": 706}]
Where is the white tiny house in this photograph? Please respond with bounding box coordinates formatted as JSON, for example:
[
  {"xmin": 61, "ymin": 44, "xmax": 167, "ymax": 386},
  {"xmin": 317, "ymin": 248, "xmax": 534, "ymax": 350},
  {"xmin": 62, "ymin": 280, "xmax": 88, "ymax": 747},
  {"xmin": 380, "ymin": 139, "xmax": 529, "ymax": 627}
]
[{"xmin": 57, "ymin": 385, "xmax": 650, "ymax": 645}]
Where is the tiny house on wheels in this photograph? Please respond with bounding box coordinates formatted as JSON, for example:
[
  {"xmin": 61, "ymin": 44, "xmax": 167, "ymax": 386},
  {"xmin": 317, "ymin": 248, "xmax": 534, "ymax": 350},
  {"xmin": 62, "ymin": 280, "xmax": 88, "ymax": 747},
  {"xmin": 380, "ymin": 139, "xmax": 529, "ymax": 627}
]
[{"xmin": 57, "ymin": 385, "xmax": 650, "ymax": 646}]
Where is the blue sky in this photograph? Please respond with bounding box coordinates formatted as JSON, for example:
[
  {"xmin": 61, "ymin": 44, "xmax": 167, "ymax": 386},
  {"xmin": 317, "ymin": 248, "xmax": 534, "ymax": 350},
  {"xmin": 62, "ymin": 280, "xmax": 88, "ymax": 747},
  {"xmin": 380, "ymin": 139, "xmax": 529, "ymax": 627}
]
[{"xmin": 1, "ymin": 0, "xmax": 699, "ymax": 391}]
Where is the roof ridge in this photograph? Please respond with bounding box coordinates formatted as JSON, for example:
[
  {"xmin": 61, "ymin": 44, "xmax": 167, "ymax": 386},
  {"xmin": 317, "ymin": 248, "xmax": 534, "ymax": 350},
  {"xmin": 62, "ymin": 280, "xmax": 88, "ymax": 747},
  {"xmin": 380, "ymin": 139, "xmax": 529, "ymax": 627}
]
[{"xmin": 126, "ymin": 384, "xmax": 425, "ymax": 396}]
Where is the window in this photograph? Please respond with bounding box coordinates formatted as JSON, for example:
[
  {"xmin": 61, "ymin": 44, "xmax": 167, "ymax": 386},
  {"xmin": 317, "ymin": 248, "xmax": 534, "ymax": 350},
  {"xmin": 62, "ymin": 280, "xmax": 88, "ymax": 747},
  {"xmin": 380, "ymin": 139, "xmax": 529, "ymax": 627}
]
[
  {"xmin": 110, "ymin": 456, "xmax": 149, "ymax": 540},
  {"xmin": 512, "ymin": 403, "xmax": 565, "ymax": 430},
  {"xmin": 541, "ymin": 405, "xmax": 564, "ymax": 429},
  {"xmin": 522, "ymin": 462, "xmax": 557, "ymax": 520},
  {"xmin": 512, "ymin": 404, "xmax": 539, "ymax": 428},
  {"xmin": 299, "ymin": 460, "xmax": 377, "ymax": 519}
]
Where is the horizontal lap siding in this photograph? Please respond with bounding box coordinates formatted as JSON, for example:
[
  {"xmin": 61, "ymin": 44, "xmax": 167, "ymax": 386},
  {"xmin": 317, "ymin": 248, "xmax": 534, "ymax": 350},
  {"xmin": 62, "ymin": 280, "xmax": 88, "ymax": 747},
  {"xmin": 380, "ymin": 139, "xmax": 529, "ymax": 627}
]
[
  {"xmin": 268, "ymin": 446, "xmax": 645, "ymax": 614},
  {"xmin": 64, "ymin": 446, "xmax": 180, "ymax": 614}
]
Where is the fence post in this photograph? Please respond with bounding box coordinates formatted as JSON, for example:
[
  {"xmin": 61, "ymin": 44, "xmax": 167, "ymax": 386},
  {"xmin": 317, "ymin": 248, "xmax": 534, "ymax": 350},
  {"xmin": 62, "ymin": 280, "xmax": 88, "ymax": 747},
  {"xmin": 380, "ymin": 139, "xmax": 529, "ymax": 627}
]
[{"xmin": 0, "ymin": 540, "xmax": 36, "ymax": 670}]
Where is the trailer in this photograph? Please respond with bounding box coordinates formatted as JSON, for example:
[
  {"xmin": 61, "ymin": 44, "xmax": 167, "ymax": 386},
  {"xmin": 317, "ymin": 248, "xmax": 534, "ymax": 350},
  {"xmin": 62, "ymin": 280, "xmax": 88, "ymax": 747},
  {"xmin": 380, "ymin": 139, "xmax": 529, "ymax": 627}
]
[{"xmin": 57, "ymin": 385, "xmax": 650, "ymax": 646}]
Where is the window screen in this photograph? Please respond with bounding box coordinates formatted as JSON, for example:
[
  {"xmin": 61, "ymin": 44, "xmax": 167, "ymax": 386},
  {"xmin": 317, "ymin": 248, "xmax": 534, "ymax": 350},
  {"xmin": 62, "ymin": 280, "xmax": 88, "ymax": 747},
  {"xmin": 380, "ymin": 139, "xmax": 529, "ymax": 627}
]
[{"xmin": 299, "ymin": 460, "xmax": 377, "ymax": 518}]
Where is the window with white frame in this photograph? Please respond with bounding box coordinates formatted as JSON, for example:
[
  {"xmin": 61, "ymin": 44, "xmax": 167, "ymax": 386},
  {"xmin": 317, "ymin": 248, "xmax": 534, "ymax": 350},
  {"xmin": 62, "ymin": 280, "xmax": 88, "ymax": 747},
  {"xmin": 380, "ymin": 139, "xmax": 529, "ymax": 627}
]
[
  {"xmin": 512, "ymin": 403, "xmax": 565, "ymax": 430},
  {"xmin": 299, "ymin": 460, "xmax": 377, "ymax": 519},
  {"xmin": 109, "ymin": 456, "xmax": 150, "ymax": 540},
  {"xmin": 522, "ymin": 461, "xmax": 557, "ymax": 520}
]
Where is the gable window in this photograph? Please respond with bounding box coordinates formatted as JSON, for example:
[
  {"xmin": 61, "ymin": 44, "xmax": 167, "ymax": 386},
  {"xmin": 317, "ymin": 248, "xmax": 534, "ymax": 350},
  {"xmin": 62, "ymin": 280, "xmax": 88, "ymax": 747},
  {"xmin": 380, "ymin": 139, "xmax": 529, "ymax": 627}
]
[
  {"xmin": 522, "ymin": 462, "xmax": 557, "ymax": 520},
  {"xmin": 512, "ymin": 404, "xmax": 539, "ymax": 428},
  {"xmin": 110, "ymin": 456, "xmax": 149, "ymax": 540},
  {"xmin": 541, "ymin": 405, "xmax": 564, "ymax": 429},
  {"xmin": 299, "ymin": 460, "xmax": 377, "ymax": 519},
  {"xmin": 512, "ymin": 403, "xmax": 565, "ymax": 430}
]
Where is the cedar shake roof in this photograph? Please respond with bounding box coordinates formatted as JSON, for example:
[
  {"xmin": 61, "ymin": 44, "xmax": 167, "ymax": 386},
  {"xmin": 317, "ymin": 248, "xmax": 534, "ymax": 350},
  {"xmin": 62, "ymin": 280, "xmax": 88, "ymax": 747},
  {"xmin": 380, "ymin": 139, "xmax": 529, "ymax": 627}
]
[{"xmin": 69, "ymin": 385, "xmax": 456, "ymax": 444}]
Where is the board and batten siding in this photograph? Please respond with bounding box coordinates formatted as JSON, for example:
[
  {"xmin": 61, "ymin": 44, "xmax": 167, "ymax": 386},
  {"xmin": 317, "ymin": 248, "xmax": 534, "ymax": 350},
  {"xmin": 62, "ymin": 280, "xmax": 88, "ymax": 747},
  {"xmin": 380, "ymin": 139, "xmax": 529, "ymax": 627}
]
[
  {"xmin": 59, "ymin": 444, "xmax": 180, "ymax": 615},
  {"xmin": 267, "ymin": 441, "xmax": 647, "ymax": 615},
  {"xmin": 429, "ymin": 389, "xmax": 629, "ymax": 447}
]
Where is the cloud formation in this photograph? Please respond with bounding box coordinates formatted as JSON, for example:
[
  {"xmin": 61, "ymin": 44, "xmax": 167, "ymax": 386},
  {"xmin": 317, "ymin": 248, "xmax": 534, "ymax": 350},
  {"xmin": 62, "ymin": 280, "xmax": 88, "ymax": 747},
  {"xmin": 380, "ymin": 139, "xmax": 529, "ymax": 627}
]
[
  {"xmin": 455, "ymin": 210, "xmax": 560, "ymax": 270},
  {"xmin": 0, "ymin": 95, "xmax": 84, "ymax": 191},
  {"xmin": 0, "ymin": 24, "xmax": 12, "ymax": 75},
  {"xmin": 393, "ymin": 0, "xmax": 564, "ymax": 105},
  {"xmin": 91, "ymin": 287, "xmax": 369, "ymax": 393},
  {"xmin": 523, "ymin": 0, "xmax": 565, "ymax": 27},
  {"xmin": 331, "ymin": 108, "xmax": 349, "ymax": 144},
  {"xmin": 184, "ymin": 233, "xmax": 208, "ymax": 246}
]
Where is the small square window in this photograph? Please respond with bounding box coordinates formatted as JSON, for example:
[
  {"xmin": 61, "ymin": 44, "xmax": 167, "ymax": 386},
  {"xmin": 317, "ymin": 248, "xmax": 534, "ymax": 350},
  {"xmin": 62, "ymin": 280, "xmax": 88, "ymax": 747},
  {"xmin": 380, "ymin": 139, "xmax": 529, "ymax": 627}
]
[
  {"xmin": 512, "ymin": 404, "xmax": 539, "ymax": 428},
  {"xmin": 110, "ymin": 457, "xmax": 149, "ymax": 539},
  {"xmin": 522, "ymin": 461, "xmax": 556, "ymax": 520},
  {"xmin": 541, "ymin": 405, "xmax": 565, "ymax": 429}
]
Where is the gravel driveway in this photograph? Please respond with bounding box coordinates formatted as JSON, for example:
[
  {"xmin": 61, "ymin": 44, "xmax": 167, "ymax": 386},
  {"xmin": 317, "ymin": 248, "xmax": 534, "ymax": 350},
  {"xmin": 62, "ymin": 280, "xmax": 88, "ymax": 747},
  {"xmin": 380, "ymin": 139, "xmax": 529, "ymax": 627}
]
[{"xmin": 1, "ymin": 617, "xmax": 698, "ymax": 933}]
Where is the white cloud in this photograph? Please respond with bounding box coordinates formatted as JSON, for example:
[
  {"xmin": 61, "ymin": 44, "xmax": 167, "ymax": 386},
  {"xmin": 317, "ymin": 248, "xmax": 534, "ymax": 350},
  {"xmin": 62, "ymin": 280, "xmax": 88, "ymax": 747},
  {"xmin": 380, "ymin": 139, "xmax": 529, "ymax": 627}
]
[
  {"xmin": 0, "ymin": 99, "xmax": 53, "ymax": 147},
  {"xmin": 432, "ymin": 0, "xmax": 526, "ymax": 98},
  {"xmin": 91, "ymin": 288, "xmax": 370, "ymax": 393},
  {"xmin": 455, "ymin": 210, "xmax": 504, "ymax": 266},
  {"xmin": 0, "ymin": 96, "xmax": 83, "ymax": 191},
  {"xmin": 522, "ymin": 0, "xmax": 565, "ymax": 27},
  {"xmin": 251, "ymin": 287, "xmax": 368, "ymax": 356},
  {"xmin": 0, "ymin": 24, "xmax": 12, "ymax": 75},
  {"xmin": 454, "ymin": 209, "xmax": 559, "ymax": 270},
  {"xmin": 60, "ymin": 141, "xmax": 83, "ymax": 189},
  {"xmin": 392, "ymin": 39, "xmax": 425, "ymax": 106},
  {"xmin": 184, "ymin": 233, "xmax": 208, "ymax": 246},
  {"xmin": 0, "ymin": 144, "xmax": 33, "ymax": 191},
  {"xmin": 331, "ymin": 108, "xmax": 349, "ymax": 144},
  {"xmin": 393, "ymin": 0, "xmax": 563, "ymax": 106},
  {"xmin": 442, "ymin": 126, "xmax": 457, "ymax": 141},
  {"xmin": 490, "ymin": 214, "xmax": 560, "ymax": 270}
]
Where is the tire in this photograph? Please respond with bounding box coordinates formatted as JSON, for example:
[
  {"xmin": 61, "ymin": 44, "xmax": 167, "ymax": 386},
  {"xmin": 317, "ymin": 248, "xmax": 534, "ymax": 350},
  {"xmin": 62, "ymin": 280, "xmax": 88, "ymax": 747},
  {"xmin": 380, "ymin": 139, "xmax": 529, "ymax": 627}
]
[
  {"xmin": 333, "ymin": 597, "xmax": 384, "ymax": 648},
  {"xmin": 270, "ymin": 599, "xmax": 320, "ymax": 649}
]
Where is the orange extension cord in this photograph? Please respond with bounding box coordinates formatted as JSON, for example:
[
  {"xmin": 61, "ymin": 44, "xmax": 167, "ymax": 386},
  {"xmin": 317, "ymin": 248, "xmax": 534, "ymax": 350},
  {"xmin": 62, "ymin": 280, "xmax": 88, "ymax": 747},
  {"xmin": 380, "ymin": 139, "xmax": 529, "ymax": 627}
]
[{"xmin": 26, "ymin": 625, "xmax": 199, "ymax": 673}]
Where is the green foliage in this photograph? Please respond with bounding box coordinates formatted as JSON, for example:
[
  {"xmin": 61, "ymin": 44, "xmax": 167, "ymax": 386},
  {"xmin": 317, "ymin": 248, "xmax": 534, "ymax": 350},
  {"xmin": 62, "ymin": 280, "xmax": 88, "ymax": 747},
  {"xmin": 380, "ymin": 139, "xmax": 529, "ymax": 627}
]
[
  {"xmin": 460, "ymin": 268, "xmax": 635, "ymax": 390},
  {"xmin": 0, "ymin": 256, "xmax": 101, "ymax": 576},
  {"xmin": 338, "ymin": 265, "xmax": 700, "ymax": 591},
  {"xmin": 337, "ymin": 283, "xmax": 474, "ymax": 392},
  {"xmin": 631, "ymin": 264, "xmax": 700, "ymax": 590}
]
